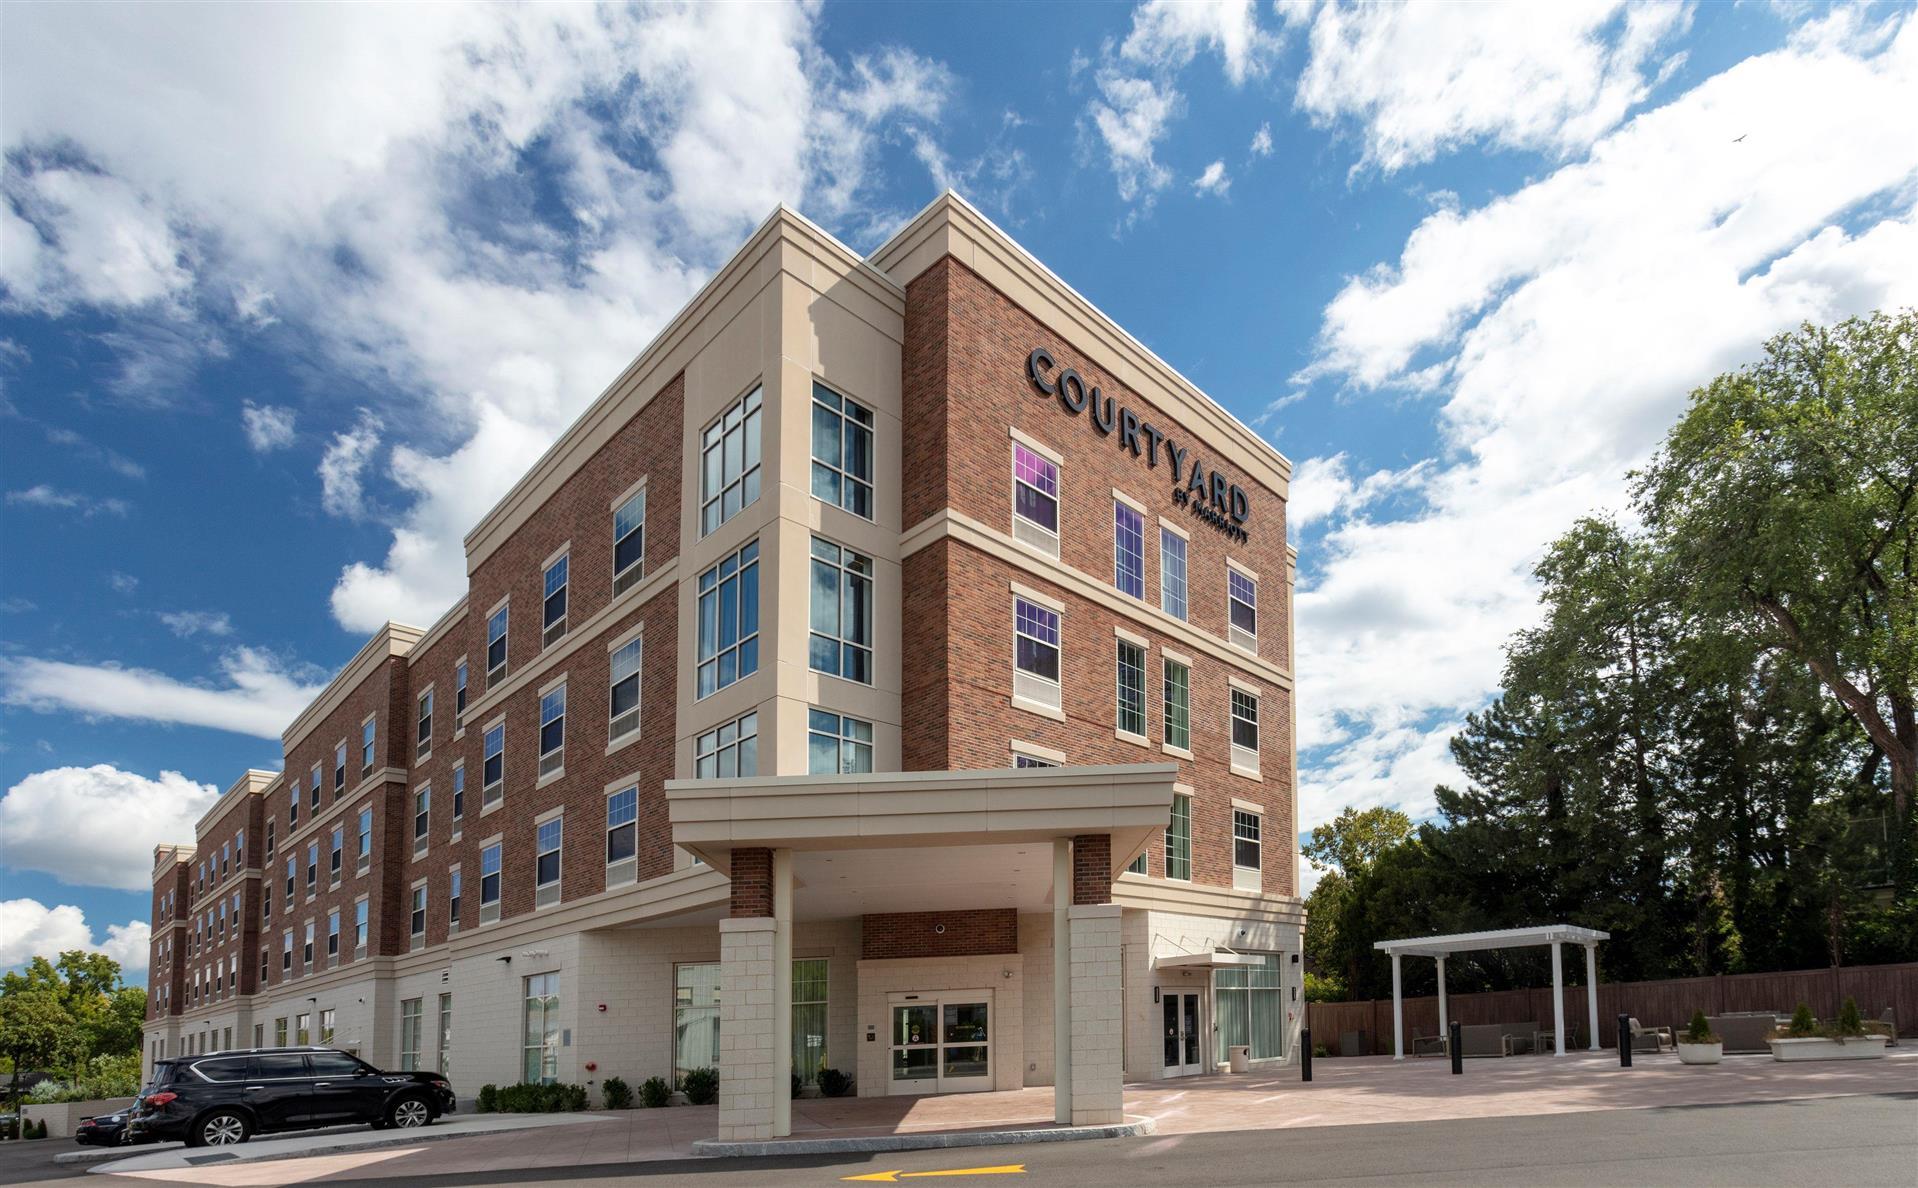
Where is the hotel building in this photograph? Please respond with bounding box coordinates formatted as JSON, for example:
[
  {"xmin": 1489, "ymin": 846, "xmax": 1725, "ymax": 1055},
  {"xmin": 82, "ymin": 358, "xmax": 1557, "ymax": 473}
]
[{"xmin": 142, "ymin": 193, "xmax": 1302, "ymax": 1140}]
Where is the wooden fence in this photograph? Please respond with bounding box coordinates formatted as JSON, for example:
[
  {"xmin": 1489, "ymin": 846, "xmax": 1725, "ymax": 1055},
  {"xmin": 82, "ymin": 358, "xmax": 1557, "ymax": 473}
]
[{"xmin": 1305, "ymin": 960, "xmax": 1918, "ymax": 1055}]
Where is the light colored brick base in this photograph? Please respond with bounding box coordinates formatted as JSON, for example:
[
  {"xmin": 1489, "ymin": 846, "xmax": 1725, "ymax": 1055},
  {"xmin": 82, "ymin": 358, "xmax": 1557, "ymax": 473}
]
[
  {"xmin": 718, "ymin": 917, "xmax": 779, "ymax": 1141},
  {"xmin": 1067, "ymin": 904, "xmax": 1123, "ymax": 1125}
]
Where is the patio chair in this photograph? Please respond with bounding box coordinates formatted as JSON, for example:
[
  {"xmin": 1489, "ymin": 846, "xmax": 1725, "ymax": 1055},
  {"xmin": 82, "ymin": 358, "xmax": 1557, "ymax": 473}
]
[
  {"xmin": 1459, "ymin": 1023, "xmax": 1509, "ymax": 1058},
  {"xmin": 1411, "ymin": 1030, "xmax": 1447, "ymax": 1057},
  {"xmin": 1627, "ymin": 1017, "xmax": 1674, "ymax": 1053},
  {"xmin": 1872, "ymin": 1007, "xmax": 1898, "ymax": 1047}
]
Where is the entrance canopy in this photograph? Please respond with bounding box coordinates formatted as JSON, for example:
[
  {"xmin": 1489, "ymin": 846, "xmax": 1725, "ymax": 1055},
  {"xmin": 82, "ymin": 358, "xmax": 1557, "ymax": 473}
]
[{"xmin": 1373, "ymin": 924, "xmax": 1610, "ymax": 1059}]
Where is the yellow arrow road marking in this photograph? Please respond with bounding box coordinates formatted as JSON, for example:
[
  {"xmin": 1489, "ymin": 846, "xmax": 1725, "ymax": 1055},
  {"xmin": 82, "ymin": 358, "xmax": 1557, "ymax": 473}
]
[{"xmin": 840, "ymin": 1169, "xmax": 1027, "ymax": 1182}]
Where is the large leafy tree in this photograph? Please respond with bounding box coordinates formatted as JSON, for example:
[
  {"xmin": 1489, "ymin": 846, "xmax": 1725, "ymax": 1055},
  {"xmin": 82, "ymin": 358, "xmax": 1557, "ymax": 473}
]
[{"xmin": 0, "ymin": 990, "xmax": 81, "ymax": 1105}]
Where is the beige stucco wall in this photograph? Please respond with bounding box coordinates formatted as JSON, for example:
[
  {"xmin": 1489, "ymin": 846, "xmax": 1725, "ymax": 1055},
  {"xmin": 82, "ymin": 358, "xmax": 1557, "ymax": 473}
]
[{"xmin": 854, "ymin": 952, "xmax": 1025, "ymax": 1097}]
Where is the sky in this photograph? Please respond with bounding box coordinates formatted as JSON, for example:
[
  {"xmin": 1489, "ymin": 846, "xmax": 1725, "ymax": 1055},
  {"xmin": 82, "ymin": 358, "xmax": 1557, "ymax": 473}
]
[{"xmin": 3, "ymin": 1, "xmax": 1916, "ymax": 974}]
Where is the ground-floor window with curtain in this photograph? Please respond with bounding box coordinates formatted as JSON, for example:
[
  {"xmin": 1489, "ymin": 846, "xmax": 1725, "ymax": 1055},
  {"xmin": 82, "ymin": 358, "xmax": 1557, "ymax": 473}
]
[
  {"xmin": 438, "ymin": 993, "xmax": 453, "ymax": 1077},
  {"xmin": 674, "ymin": 963, "xmax": 721, "ymax": 1082},
  {"xmin": 400, "ymin": 999, "xmax": 422, "ymax": 1071},
  {"xmin": 792, "ymin": 958, "xmax": 829, "ymax": 1085},
  {"xmin": 522, "ymin": 974, "xmax": 559, "ymax": 1084},
  {"xmin": 1214, "ymin": 954, "xmax": 1286, "ymax": 1063}
]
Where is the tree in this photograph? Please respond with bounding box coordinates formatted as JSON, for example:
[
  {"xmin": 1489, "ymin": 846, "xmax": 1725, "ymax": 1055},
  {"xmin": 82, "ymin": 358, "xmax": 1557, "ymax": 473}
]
[
  {"xmin": 0, "ymin": 990, "xmax": 79, "ymax": 1107},
  {"xmin": 1302, "ymin": 807, "xmax": 1413, "ymax": 876},
  {"xmin": 1638, "ymin": 311, "xmax": 1918, "ymax": 885}
]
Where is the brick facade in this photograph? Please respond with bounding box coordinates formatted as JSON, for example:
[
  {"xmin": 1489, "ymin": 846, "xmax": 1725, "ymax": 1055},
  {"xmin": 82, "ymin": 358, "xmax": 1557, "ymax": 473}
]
[
  {"xmin": 729, "ymin": 848, "xmax": 773, "ymax": 917},
  {"xmin": 1071, "ymin": 835, "xmax": 1112, "ymax": 905},
  {"xmin": 860, "ymin": 909, "xmax": 1018, "ymax": 960}
]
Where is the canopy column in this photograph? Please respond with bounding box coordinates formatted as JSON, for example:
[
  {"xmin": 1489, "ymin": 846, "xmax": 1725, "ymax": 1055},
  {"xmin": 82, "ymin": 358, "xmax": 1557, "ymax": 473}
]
[
  {"xmin": 1390, "ymin": 951, "xmax": 1404, "ymax": 1060},
  {"xmin": 1584, "ymin": 943, "xmax": 1600, "ymax": 1051},
  {"xmin": 1436, "ymin": 956, "xmax": 1449, "ymax": 1044},
  {"xmin": 1549, "ymin": 942, "xmax": 1566, "ymax": 1057}
]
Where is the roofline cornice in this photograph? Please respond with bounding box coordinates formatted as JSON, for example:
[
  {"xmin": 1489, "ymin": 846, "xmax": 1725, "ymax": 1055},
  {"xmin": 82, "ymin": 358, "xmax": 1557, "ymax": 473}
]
[{"xmin": 281, "ymin": 622, "xmax": 423, "ymax": 752}]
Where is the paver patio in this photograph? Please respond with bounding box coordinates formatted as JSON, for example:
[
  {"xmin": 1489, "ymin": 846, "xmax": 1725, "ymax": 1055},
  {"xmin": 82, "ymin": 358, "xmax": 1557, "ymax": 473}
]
[{"xmin": 94, "ymin": 1048, "xmax": 1918, "ymax": 1184}]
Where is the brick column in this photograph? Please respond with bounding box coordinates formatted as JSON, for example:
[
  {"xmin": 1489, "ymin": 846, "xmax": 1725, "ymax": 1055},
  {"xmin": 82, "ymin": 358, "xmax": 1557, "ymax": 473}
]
[
  {"xmin": 717, "ymin": 846, "xmax": 789, "ymax": 1142},
  {"xmin": 1071, "ymin": 834, "xmax": 1112, "ymax": 905}
]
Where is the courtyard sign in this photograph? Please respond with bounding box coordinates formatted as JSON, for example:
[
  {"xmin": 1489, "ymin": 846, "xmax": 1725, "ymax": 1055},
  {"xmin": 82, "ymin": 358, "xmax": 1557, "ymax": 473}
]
[{"xmin": 1026, "ymin": 346, "xmax": 1251, "ymax": 542}]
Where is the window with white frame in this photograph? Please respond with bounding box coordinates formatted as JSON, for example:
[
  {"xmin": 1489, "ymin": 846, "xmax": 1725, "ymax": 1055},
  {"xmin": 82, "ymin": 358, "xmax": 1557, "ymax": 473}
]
[
  {"xmin": 311, "ymin": 764, "xmax": 322, "ymax": 810},
  {"xmin": 326, "ymin": 909, "xmax": 339, "ymax": 959},
  {"xmin": 479, "ymin": 842, "xmax": 502, "ymax": 924},
  {"xmin": 793, "ymin": 958, "xmax": 830, "ymax": 1086},
  {"xmin": 806, "ymin": 709, "xmax": 873, "ymax": 775},
  {"xmin": 696, "ymin": 540, "xmax": 759, "ymax": 697},
  {"xmin": 1116, "ymin": 638, "xmax": 1147, "ymax": 739},
  {"xmin": 356, "ymin": 807, "xmax": 372, "ymax": 869},
  {"xmin": 1165, "ymin": 793, "xmax": 1192, "ymax": 880},
  {"xmin": 1114, "ymin": 500, "xmax": 1146, "ymax": 598},
  {"xmin": 486, "ymin": 602, "xmax": 509, "ymax": 684},
  {"xmin": 613, "ymin": 484, "xmax": 646, "ymax": 595},
  {"xmin": 535, "ymin": 816, "xmax": 562, "ymax": 907},
  {"xmin": 353, "ymin": 899, "xmax": 368, "ymax": 950},
  {"xmin": 811, "ymin": 382, "xmax": 874, "ymax": 517},
  {"xmin": 438, "ymin": 993, "xmax": 453, "ymax": 1076},
  {"xmin": 362, "ymin": 717, "xmax": 376, "ymax": 772},
  {"xmin": 606, "ymin": 786, "xmax": 637, "ymax": 884},
  {"xmin": 608, "ymin": 635, "xmax": 642, "ymax": 744},
  {"xmin": 1012, "ymin": 595, "xmax": 1061, "ymax": 711},
  {"xmin": 1233, "ymin": 809, "xmax": 1261, "ymax": 872},
  {"xmin": 452, "ymin": 763, "xmax": 465, "ymax": 824},
  {"xmin": 409, "ymin": 884, "xmax": 426, "ymax": 946},
  {"xmin": 320, "ymin": 1008, "xmax": 335, "ymax": 1044},
  {"xmin": 283, "ymin": 855, "xmax": 294, "ymax": 905},
  {"xmin": 1228, "ymin": 566, "xmax": 1258, "ymax": 651},
  {"xmin": 808, "ymin": 538, "xmax": 872, "ymax": 683},
  {"xmin": 1012, "ymin": 751, "xmax": 1058, "ymax": 769},
  {"xmin": 1160, "ymin": 526, "xmax": 1188, "ymax": 620},
  {"xmin": 302, "ymin": 920, "xmax": 314, "ymax": 964},
  {"xmin": 448, "ymin": 867, "xmax": 462, "ymax": 929},
  {"xmin": 1163, "ymin": 658, "xmax": 1191, "ymax": 752},
  {"xmin": 400, "ymin": 998, "xmax": 423, "ymax": 1071},
  {"xmin": 289, "ymin": 780, "xmax": 299, "ymax": 826},
  {"xmin": 328, "ymin": 825, "xmax": 343, "ymax": 881},
  {"xmin": 482, "ymin": 722, "xmax": 505, "ymax": 807},
  {"xmin": 538, "ymin": 684, "xmax": 566, "ymax": 778},
  {"xmin": 542, "ymin": 553, "xmax": 568, "ymax": 646},
  {"xmin": 305, "ymin": 842, "xmax": 317, "ymax": 892},
  {"xmin": 1230, "ymin": 686, "xmax": 1260, "ymax": 773},
  {"xmin": 694, "ymin": 712, "xmax": 758, "ymax": 778},
  {"xmin": 522, "ymin": 974, "xmax": 560, "ymax": 1084},
  {"xmin": 417, "ymin": 688, "xmax": 433, "ymax": 760},
  {"xmin": 1011, "ymin": 439, "xmax": 1060, "ymax": 555},
  {"xmin": 413, "ymin": 786, "xmax": 430, "ymax": 849},
  {"xmin": 454, "ymin": 659, "xmax": 468, "ymax": 731},
  {"xmin": 701, "ymin": 385, "xmax": 763, "ymax": 536},
  {"xmin": 281, "ymin": 930, "xmax": 291, "ymax": 971}
]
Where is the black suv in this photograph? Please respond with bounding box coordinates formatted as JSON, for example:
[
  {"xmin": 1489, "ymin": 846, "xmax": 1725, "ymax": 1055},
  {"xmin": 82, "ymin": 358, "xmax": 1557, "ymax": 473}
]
[{"xmin": 129, "ymin": 1047, "xmax": 455, "ymax": 1147}]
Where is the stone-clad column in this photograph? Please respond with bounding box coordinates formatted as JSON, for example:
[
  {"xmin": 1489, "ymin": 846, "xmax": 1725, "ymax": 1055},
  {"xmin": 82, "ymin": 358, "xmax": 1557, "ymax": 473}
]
[
  {"xmin": 1065, "ymin": 834, "xmax": 1122, "ymax": 1126},
  {"xmin": 717, "ymin": 847, "xmax": 789, "ymax": 1142}
]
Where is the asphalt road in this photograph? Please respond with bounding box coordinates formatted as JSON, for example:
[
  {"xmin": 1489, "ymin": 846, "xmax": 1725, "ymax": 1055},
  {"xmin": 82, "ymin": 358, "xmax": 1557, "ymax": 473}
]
[{"xmin": 3, "ymin": 1095, "xmax": 1911, "ymax": 1186}]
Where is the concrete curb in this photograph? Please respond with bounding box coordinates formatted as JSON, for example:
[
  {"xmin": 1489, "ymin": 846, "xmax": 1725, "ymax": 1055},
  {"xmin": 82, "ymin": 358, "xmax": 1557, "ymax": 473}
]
[
  {"xmin": 691, "ymin": 1115, "xmax": 1155, "ymax": 1158},
  {"xmin": 81, "ymin": 1113, "xmax": 612, "ymax": 1176}
]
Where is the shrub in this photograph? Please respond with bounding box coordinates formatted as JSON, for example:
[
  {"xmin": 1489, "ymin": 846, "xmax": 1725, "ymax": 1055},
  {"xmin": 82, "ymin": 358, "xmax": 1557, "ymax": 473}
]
[
  {"xmin": 476, "ymin": 1084, "xmax": 498, "ymax": 1113},
  {"xmin": 1786, "ymin": 1003, "xmax": 1817, "ymax": 1038},
  {"xmin": 640, "ymin": 1076, "xmax": 673, "ymax": 1108},
  {"xmin": 601, "ymin": 1076, "xmax": 633, "ymax": 1109},
  {"xmin": 817, "ymin": 1067, "xmax": 853, "ymax": 1098},
  {"xmin": 1683, "ymin": 1011, "xmax": 1719, "ymax": 1044},
  {"xmin": 680, "ymin": 1067, "xmax": 719, "ymax": 1106},
  {"xmin": 33, "ymin": 1119, "xmax": 49, "ymax": 1140},
  {"xmin": 1835, "ymin": 997, "xmax": 1865, "ymax": 1038},
  {"xmin": 490, "ymin": 1082, "xmax": 588, "ymax": 1113}
]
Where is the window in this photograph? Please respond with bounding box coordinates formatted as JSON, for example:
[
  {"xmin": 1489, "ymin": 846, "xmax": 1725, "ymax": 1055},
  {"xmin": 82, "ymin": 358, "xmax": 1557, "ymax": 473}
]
[
  {"xmin": 362, "ymin": 718, "xmax": 376, "ymax": 771},
  {"xmin": 1230, "ymin": 687, "xmax": 1260, "ymax": 772},
  {"xmin": 696, "ymin": 541, "xmax": 760, "ymax": 697},
  {"xmin": 438, "ymin": 994, "xmax": 453, "ymax": 1076},
  {"xmin": 811, "ymin": 382, "xmax": 874, "ymax": 517},
  {"xmin": 236, "ymin": 829, "xmax": 245, "ymax": 865},
  {"xmin": 1215, "ymin": 953, "xmax": 1285, "ymax": 1064},
  {"xmin": 452, "ymin": 763, "xmax": 465, "ymax": 823},
  {"xmin": 1165, "ymin": 793, "xmax": 1191, "ymax": 880},
  {"xmin": 486, "ymin": 603, "xmax": 509, "ymax": 684},
  {"xmin": 329, "ymin": 826, "xmax": 343, "ymax": 880},
  {"xmin": 353, "ymin": 900, "xmax": 368, "ymax": 950},
  {"xmin": 1126, "ymin": 851, "xmax": 1147, "ymax": 875},
  {"xmin": 400, "ymin": 998, "xmax": 423, "ymax": 1072},
  {"xmin": 1012, "ymin": 596, "xmax": 1061, "ymax": 710},
  {"xmin": 320, "ymin": 1008, "xmax": 336, "ymax": 1045},
  {"xmin": 356, "ymin": 807, "xmax": 373, "ymax": 867},
  {"xmin": 274, "ymin": 1017, "xmax": 288, "ymax": 1047},
  {"xmin": 333, "ymin": 745, "xmax": 345, "ymax": 796},
  {"xmin": 480, "ymin": 842, "xmax": 502, "ymax": 923},
  {"xmin": 1013, "ymin": 752, "xmax": 1058, "ymax": 769},
  {"xmin": 265, "ymin": 820, "xmax": 274, "ymax": 860},
  {"xmin": 807, "ymin": 709, "xmax": 873, "ymax": 775},
  {"xmin": 674, "ymin": 963, "xmax": 720, "ymax": 1081},
  {"xmin": 482, "ymin": 723, "xmax": 505, "ymax": 807},
  {"xmin": 1228, "ymin": 567, "xmax": 1258, "ymax": 651},
  {"xmin": 538, "ymin": 684, "xmax": 566, "ymax": 778},
  {"xmin": 302, "ymin": 921, "xmax": 314, "ymax": 964},
  {"xmin": 305, "ymin": 843, "xmax": 317, "ymax": 892},
  {"xmin": 535, "ymin": 816, "xmax": 562, "ymax": 906},
  {"xmin": 695, "ymin": 712, "xmax": 758, "ymax": 778},
  {"xmin": 283, "ymin": 856, "xmax": 294, "ymax": 905},
  {"xmin": 289, "ymin": 781, "xmax": 298, "ymax": 827},
  {"xmin": 608, "ymin": 636, "xmax": 642, "ymax": 743},
  {"xmin": 1116, "ymin": 639, "xmax": 1147, "ymax": 739},
  {"xmin": 606, "ymin": 787, "xmax": 638, "ymax": 875},
  {"xmin": 253, "ymin": 1023, "xmax": 264, "ymax": 1048},
  {"xmin": 326, "ymin": 910, "xmax": 339, "ymax": 958},
  {"xmin": 699, "ymin": 385, "xmax": 762, "ymax": 535},
  {"xmin": 417, "ymin": 689, "xmax": 433, "ymax": 759},
  {"xmin": 613, "ymin": 485, "xmax": 646, "ymax": 595},
  {"xmin": 296, "ymin": 1013, "xmax": 310, "ymax": 1046},
  {"xmin": 449, "ymin": 868, "xmax": 462, "ymax": 927},
  {"xmin": 1160, "ymin": 527, "xmax": 1188, "ymax": 620},
  {"xmin": 311, "ymin": 764, "xmax": 321, "ymax": 810},
  {"xmin": 1114, "ymin": 500, "xmax": 1145, "ymax": 598},
  {"xmin": 414, "ymin": 787, "xmax": 430, "ymax": 846},
  {"xmin": 410, "ymin": 885, "xmax": 426, "ymax": 944},
  {"xmin": 808, "ymin": 538, "xmax": 872, "ymax": 683},
  {"xmin": 792, "ymin": 958, "xmax": 829, "ymax": 1086},
  {"xmin": 542, "ymin": 553, "xmax": 569, "ymax": 646},
  {"xmin": 1163, "ymin": 659, "xmax": 1191, "ymax": 752},
  {"xmin": 455, "ymin": 660, "xmax": 468, "ymax": 730},
  {"xmin": 1011, "ymin": 440, "xmax": 1060, "ymax": 554},
  {"xmin": 522, "ymin": 974, "xmax": 560, "ymax": 1084},
  {"xmin": 1234, "ymin": 809, "xmax": 1261, "ymax": 870}
]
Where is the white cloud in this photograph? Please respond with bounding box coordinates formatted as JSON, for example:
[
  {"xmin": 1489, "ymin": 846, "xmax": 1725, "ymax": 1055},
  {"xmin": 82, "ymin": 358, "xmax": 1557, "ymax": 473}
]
[
  {"xmin": 1089, "ymin": 72, "xmax": 1181, "ymax": 204},
  {"xmin": 1250, "ymin": 122, "xmax": 1273, "ymax": 157},
  {"xmin": 106, "ymin": 571, "xmax": 139, "ymax": 595},
  {"xmin": 0, "ymin": 765, "xmax": 217, "ymax": 892},
  {"xmin": 1295, "ymin": 0, "xmax": 1693, "ymax": 173},
  {"xmin": 157, "ymin": 610, "xmax": 234, "ymax": 638},
  {"xmin": 0, "ymin": 899, "xmax": 150, "ymax": 972},
  {"xmin": 1, "ymin": 647, "xmax": 325, "ymax": 739},
  {"xmin": 1192, "ymin": 160, "xmax": 1231, "ymax": 196},
  {"xmin": 240, "ymin": 401, "xmax": 296, "ymax": 451},
  {"xmin": 318, "ymin": 409, "xmax": 382, "ymax": 519},
  {"xmin": 0, "ymin": 168, "xmax": 193, "ymax": 313},
  {"xmin": 1120, "ymin": 0, "xmax": 1278, "ymax": 84},
  {"xmin": 4, "ymin": 484, "xmax": 129, "ymax": 516},
  {"xmin": 1291, "ymin": 12, "xmax": 1918, "ymax": 830}
]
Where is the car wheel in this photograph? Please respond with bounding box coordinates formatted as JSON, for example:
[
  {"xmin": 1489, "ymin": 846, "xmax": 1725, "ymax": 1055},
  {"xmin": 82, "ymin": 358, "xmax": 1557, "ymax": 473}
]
[
  {"xmin": 191, "ymin": 1111, "xmax": 250, "ymax": 1148},
  {"xmin": 387, "ymin": 1097, "xmax": 433, "ymax": 1130}
]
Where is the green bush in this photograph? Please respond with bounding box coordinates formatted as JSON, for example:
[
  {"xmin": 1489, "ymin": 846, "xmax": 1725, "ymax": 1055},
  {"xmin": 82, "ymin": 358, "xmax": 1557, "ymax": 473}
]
[
  {"xmin": 601, "ymin": 1076, "xmax": 633, "ymax": 1109},
  {"xmin": 476, "ymin": 1084, "xmax": 498, "ymax": 1113},
  {"xmin": 1835, "ymin": 997, "xmax": 1865, "ymax": 1038},
  {"xmin": 817, "ymin": 1067, "xmax": 853, "ymax": 1098},
  {"xmin": 489, "ymin": 1082, "xmax": 588, "ymax": 1113},
  {"xmin": 640, "ymin": 1076, "xmax": 673, "ymax": 1108},
  {"xmin": 33, "ymin": 1119, "xmax": 49, "ymax": 1140},
  {"xmin": 1786, "ymin": 1003, "xmax": 1817, "ymax": 1038},
  {"xmin": 679, "ymin": 1067, "xmax": 719, "ymax": 1106},
  {"xmin": 1683, "ymin": 1011, "xmax": 1719, "ymax": 1044}
]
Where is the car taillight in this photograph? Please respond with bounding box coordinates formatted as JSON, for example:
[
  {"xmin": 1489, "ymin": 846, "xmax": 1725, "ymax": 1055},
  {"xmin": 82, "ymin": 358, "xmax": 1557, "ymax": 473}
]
[{"xmin": 144, "ymin": 1092, "xmax": 177, "ymax": 1107}]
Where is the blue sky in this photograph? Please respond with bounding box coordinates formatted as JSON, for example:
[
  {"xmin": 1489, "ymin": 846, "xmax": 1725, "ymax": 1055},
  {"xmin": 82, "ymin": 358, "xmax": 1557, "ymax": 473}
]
[{"xmin": 4, "ymin": 1, "xmax": 1916, "ymax": 973}]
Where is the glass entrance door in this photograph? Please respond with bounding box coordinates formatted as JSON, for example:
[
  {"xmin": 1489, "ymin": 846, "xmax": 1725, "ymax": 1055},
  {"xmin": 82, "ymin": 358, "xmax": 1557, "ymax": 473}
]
[
  {"xmin": 1162, "ymin": 991, "xmax": 1203, "ymax": 1076},
  {"xmin": 888, "ymin": 991, "xmax": 993, "ymax": 1095}
]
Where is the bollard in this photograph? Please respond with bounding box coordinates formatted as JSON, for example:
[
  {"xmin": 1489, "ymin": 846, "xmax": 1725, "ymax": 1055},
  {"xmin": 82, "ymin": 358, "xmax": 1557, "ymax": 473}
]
[
  {"xmin": 1300, "ymin": 1028, "xmax": 1312, "ymax": 1083},
  {"xmin": 1618, "ymin": 1013, "xmax": 1632, "ymax": 1068},
  {"xmin": 1449, "ymin": 1020, "xmax": 1462, "ymax": 1075}
]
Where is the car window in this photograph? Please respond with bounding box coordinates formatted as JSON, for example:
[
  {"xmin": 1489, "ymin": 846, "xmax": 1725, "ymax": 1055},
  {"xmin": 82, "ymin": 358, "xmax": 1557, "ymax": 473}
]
[
  {"xmin": 194, "ymin": 1058, "xmax": 251, "ymax": 1082},
  {"xmin": 307, "ymin": 1052, "xmax": 366, "ymax": 1077},
  {"xmin": 248, "ymin": 1054, "xmax": 311, "ymax": 1079}
]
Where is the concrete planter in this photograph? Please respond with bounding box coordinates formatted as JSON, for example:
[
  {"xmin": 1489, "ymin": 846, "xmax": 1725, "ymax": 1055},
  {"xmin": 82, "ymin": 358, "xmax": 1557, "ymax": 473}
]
[
  {"xmin": 1676, "ymin": 1041, "xmax": 1722, "ymax": 1065},
  {"xmin": 1767, "ymin": 1035, "xmax": 1888, "ymax": 1062},
  {"xmin": 20, "ymin": 1098, "xmax": 138, "ymax": 1139}
]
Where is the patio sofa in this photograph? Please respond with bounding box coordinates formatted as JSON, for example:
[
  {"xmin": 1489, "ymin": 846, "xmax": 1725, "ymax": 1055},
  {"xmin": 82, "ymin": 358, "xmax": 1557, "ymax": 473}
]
[
  {"xmin": 1459, "ymin": 1021, "xmax": 1539, "ymax": 1057},
  {"xmin": 1706, "ymin": 1013, "xmax": 1781, "ymax": 1055}
]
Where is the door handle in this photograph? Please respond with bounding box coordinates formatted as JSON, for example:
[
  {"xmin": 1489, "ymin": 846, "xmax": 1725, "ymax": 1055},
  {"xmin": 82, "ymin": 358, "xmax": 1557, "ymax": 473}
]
[
  {"xmin": 243, "ymin": 1085, "xmax": 265, "ymax": 1091},
  {"xmin": 314, "ymin": 1082, "xmax": 332, "ymax": 1088}
]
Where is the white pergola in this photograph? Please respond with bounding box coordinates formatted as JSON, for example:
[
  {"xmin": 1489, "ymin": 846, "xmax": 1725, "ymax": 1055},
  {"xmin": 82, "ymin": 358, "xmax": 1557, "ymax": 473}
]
[{"xmin": 1373, "ymin": 925, "xmax": 1610, "ymax": 1060}]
